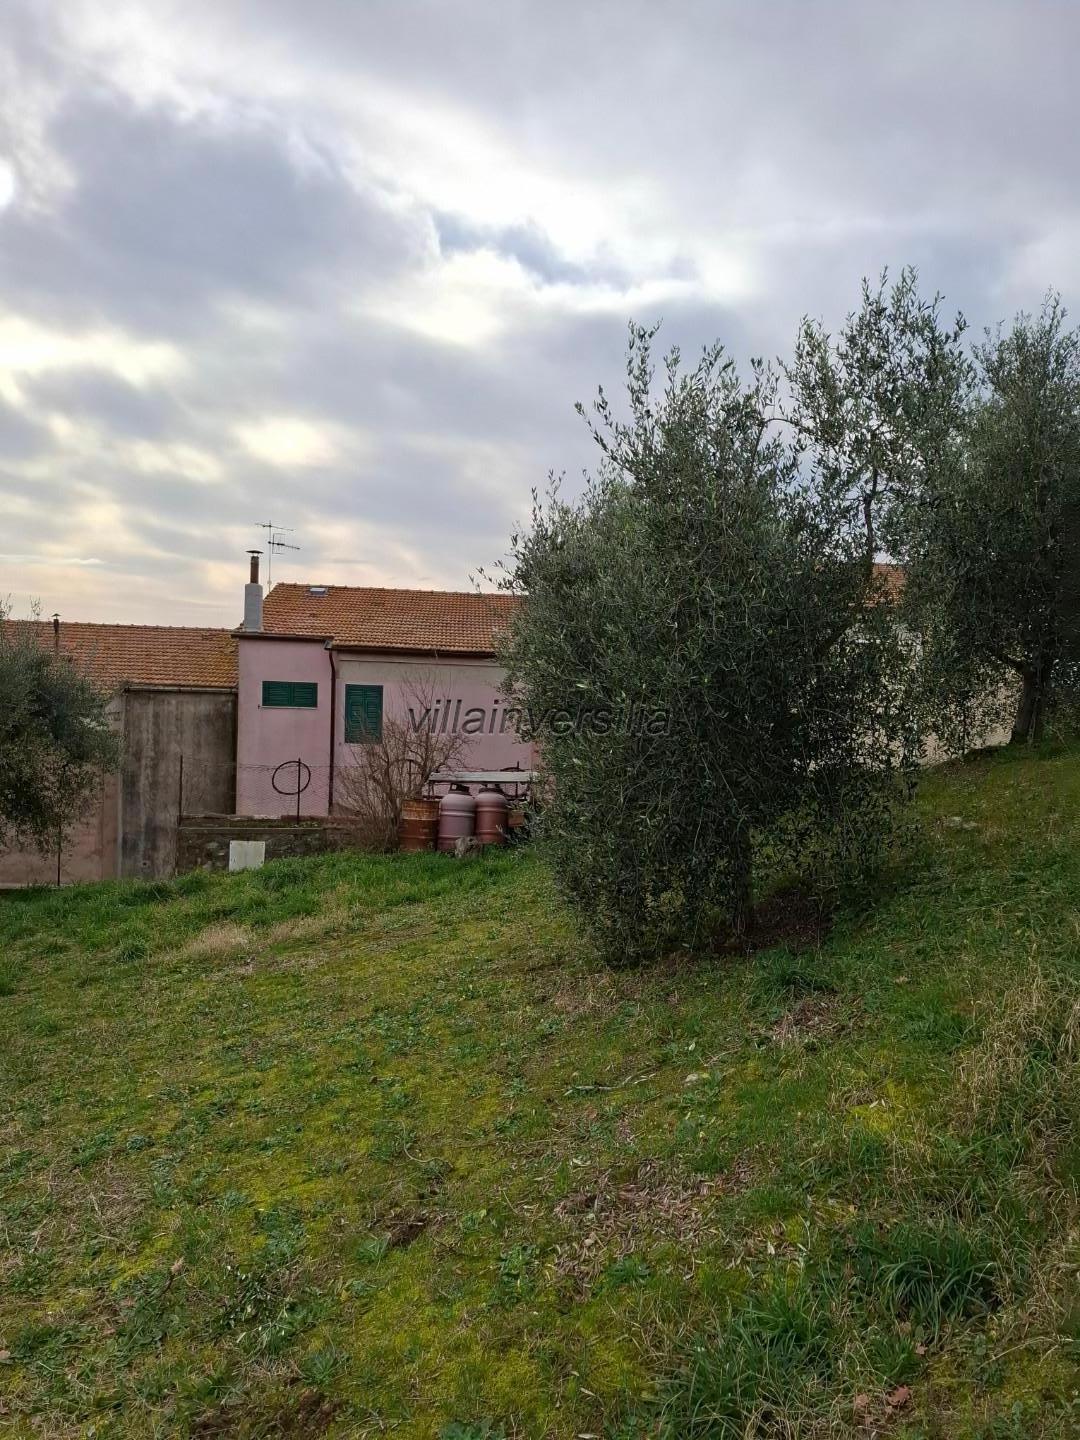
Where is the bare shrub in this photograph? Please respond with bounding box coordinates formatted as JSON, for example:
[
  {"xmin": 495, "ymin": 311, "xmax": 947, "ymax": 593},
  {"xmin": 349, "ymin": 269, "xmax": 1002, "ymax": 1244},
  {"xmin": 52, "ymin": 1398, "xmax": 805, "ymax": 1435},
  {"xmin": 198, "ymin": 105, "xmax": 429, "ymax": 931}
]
[{"xmin": 336, "ymin": 676, "xmax": 469, "ymax": 850}]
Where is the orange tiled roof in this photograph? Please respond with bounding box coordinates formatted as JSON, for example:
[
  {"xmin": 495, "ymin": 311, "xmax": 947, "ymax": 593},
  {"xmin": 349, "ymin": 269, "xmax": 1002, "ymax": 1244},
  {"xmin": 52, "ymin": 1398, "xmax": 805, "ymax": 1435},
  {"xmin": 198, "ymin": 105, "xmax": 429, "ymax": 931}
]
[
  {"xmin": 1, "ymin": 620, "xmax": 237, "ymax": 692},
  {"xmin": 260, "ymin": 585, "xmax": 520, "ymax": 654},
  {"xmin": 259, "ymin": 569, "xmax": 899, "ymax": 651},
  {"xmin": 871, "ymin": 562, "xmax": 905, "ymax": 600}
]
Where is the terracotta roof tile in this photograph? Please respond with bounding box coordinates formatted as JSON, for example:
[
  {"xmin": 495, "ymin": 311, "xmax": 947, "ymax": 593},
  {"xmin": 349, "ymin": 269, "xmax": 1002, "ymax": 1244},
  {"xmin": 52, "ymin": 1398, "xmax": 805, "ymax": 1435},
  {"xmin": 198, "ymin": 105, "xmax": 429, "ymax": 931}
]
[
  {"xmin": 259, "ymin": 585, "xmax": 519, "ymax": 654},
  {"xmin": 871, "ymin": 562, "xmax": 905, "ymax": 601},
  {"xmin": 1, "ymin": 621, "xmax": 237, "ymax": 691}
]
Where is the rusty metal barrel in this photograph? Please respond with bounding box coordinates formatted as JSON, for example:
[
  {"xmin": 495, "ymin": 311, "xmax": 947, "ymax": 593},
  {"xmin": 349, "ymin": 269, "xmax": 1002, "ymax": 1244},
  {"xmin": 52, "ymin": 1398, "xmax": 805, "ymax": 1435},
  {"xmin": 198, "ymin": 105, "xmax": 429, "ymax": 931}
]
[
  {"xmin": 437, "ymin": 784, "xmax": 477, "ymax": 852},
  {"xmin": 474, "ymin": 784, "xmax": 509, "ymax": 846},
  {"xmin": 506, "ymin": 804, "xmax": 527, "ymax": 836},
  {"xmin": 399, "ymin": 796, "xmax": 439, "ymax": 852}
]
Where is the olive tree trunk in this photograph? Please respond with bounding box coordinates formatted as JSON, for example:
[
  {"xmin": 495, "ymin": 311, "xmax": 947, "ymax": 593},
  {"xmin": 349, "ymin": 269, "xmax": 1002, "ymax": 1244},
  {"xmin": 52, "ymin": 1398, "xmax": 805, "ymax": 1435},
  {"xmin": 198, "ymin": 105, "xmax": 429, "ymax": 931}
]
[
  {"xmin": 728, "ymin": 831, "xmax": 754, "ymax": 937},
  {"xmin": 1010, "ymin": 655, "xmax": 1054, "ymax": 744}
]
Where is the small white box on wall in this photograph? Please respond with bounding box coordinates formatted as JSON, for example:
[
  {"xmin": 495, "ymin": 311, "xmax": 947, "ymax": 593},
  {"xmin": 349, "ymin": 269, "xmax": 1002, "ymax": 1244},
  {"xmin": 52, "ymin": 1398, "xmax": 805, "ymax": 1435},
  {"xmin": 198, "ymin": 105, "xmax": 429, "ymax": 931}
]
[{"xmin": 229, "ymin": 840, "xmax": 266, "ymax": 872}]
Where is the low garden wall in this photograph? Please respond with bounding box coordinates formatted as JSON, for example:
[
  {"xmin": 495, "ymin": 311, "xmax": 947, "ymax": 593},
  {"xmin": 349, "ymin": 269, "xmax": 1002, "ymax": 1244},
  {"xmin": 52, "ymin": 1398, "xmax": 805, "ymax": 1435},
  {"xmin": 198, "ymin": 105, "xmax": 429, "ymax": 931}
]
[{"xmin": 176, "ymin": 815, "xmax": 359, "ymax": 873}]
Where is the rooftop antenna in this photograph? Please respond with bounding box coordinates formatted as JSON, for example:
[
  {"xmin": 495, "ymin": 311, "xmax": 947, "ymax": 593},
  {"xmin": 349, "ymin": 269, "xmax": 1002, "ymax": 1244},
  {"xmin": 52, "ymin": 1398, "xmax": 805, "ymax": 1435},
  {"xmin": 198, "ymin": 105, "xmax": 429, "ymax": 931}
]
[{"xmin": 256, "ymin": 521, "xmax": 300, "ymax": 589}]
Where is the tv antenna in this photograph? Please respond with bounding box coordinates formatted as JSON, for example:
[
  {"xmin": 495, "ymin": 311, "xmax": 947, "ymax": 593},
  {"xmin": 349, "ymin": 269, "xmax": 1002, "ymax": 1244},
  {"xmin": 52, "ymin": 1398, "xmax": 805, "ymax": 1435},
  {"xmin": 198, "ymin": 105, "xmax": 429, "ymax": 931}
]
[{"xmin": 256, "ymin": 521, "xmax": 300, "ymax": 588}]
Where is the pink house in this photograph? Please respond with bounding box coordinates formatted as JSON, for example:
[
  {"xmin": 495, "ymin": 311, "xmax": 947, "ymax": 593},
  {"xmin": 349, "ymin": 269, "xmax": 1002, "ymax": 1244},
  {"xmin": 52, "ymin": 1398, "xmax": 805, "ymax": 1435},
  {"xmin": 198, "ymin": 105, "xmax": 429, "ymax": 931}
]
[{"xmin": 234, "ymin": 557, "xmax": 531, "ymax": 817}]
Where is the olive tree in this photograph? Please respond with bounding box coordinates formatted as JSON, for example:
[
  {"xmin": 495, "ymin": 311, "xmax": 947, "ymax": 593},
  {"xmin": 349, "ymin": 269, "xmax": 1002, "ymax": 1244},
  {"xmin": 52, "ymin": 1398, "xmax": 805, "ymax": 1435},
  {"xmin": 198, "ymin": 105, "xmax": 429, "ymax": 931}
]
[
  {"xmin": 496, "ymin": 328, "xmax": 920, "ymax": 963},
  {"xmin": 900, "ymin": 297, "xmax": 1080, "ymax": 746},
  {"xmin": 0, "ymin": 608, "xmax": 120, "ymax": 855},
  {"xmin": 784, "ymin": 267, "xmax": 972, "ymax": 575}
]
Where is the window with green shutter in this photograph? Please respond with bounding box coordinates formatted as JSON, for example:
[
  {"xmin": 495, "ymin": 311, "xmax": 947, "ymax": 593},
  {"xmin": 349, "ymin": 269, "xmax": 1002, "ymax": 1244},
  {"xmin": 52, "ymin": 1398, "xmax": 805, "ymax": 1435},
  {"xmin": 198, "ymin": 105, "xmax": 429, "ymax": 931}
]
[
  {"xmin": 262, "ymin": 680, "xmax": 318, "ymax": 708},
  {"xmin": 344, "ymin": 683, "xmax": 383, "ymax": 743}
]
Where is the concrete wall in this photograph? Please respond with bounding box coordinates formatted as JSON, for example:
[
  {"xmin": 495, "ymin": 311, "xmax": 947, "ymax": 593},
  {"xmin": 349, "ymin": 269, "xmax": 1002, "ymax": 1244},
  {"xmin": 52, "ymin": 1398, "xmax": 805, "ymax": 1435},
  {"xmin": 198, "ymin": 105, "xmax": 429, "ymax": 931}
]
[
  {"xmin": 0, "ymin": 769, "xmax": 120, "ymax": 887},
  {"xmin": 119, "ymin": 688, "xmax": 236, "ymax": 878},
  {"xmin": 236, "ymin": 639, "xmax": 535, "ymax": 817},
  {"xmin": 0, "ymin": 697, "xmax": 121, "ymax": 888}
]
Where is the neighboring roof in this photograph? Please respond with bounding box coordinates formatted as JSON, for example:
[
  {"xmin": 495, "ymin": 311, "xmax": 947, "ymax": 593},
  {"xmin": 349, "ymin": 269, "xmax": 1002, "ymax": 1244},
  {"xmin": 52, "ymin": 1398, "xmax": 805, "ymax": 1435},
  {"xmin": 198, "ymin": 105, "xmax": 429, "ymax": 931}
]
[
  {"xmin": 1, "ymin": 620, "xmax": 237, "ymax": 691},
  {"xmin": 257, "ymin": 569, "xmax": 900, "ymax": 652},
  {"xmin": 871, "ymin": 562, "xmax": 905, "ymax": 601},
  {"xmin": 258, "ymin": 585, "xmax": 520, "ymax": 655}
]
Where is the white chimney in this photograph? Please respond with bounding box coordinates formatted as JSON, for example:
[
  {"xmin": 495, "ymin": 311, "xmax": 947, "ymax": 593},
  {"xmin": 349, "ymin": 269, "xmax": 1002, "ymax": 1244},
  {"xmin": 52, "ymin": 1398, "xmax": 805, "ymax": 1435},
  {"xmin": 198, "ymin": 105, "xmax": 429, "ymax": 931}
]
[{"xmin": 244, "ymin": 550, "xmax": 264, "ymax": 630}]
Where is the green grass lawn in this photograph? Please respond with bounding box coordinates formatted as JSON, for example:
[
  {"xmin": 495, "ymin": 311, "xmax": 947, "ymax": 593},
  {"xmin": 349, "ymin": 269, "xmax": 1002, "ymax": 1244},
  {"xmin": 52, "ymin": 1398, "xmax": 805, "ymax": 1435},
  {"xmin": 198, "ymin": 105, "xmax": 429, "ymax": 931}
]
[{"xmin": 2, "ymin": 746, "xmax": 1079, "ymax": 1438}]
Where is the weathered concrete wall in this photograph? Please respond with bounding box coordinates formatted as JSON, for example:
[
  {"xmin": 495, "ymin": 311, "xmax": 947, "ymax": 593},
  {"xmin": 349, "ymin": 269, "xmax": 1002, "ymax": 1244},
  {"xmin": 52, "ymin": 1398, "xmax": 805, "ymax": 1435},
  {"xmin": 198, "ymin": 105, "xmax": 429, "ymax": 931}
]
[
  {"xmin": 0, "ymin": 698, "xmax": 122, "ymax": 888},
  {"xmin": 1, "ymin": 688, "xmax": 235, "ymax": 887},
  {"xmin": 119, "ymin": 689, "xmax": 236, "ymax": 879},
  {"xmin": 0, "ymin": 768, "xmax": 120, "ymax": 887},
  {"xmin": 176, "ymin": 815, "xmax": 357, "ymax": 873}
]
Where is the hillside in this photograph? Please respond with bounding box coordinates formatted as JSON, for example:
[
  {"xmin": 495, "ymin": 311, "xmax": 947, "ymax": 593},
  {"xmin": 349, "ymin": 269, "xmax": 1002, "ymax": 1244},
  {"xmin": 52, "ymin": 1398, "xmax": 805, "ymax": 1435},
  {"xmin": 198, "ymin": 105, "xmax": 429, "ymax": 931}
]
[{"xmin": 1, "ymin": 746, "xmax": 1079, "ymax": 1437}]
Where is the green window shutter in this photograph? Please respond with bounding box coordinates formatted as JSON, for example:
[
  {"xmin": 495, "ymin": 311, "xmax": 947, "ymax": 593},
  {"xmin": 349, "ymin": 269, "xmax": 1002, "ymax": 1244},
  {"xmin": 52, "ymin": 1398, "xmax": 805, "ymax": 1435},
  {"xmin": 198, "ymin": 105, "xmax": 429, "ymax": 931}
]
[
  {"xmin": 262, "ymin": 680, "xmax": 318, "ymax": 708},
  {"xmin": 344, "ymin": 684, "xmax": 383, "ymax": 743}
]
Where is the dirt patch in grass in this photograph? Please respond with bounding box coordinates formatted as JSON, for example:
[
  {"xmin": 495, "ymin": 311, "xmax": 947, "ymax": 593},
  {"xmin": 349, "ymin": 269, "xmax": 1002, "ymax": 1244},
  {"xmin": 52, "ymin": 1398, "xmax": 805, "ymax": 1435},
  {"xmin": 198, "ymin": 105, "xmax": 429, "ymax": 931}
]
[
  {"xmin": 192, "ymin": 1383, "xmax": 341, "ymax": 1438},
  {"xmin": 550, "ymin": 971, "xmax": 624, "ymax": 1019},
  {"xmin": 551, "ymin": 953, "xmax": 718, "ymax": 1015},
  {"xmin": 770, "ymin": 992, "xmax": 854, "ymax": 1047},
  {"xmin": 552, "ymin": 1158, "xmax": 749, "ymax": 1290},
  {"xmin": 381, "ymin": 1206, "xmax": 431, "ymax": 1250}
]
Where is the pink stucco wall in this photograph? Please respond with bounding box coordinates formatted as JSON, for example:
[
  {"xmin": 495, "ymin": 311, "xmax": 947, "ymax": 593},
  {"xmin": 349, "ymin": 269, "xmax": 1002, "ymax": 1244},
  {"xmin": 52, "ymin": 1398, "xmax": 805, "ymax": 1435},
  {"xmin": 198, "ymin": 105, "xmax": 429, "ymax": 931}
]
[
  {"xmin": 332, "ymin": 653, "xmax": 533, "ymax": 800},
  {"xmin": 235, "ymin": 637, "xmax": 333, "ymax": 816},
  {"xmin": 236, "ymin": 638, "xmax": 533, "ymax": 817}
]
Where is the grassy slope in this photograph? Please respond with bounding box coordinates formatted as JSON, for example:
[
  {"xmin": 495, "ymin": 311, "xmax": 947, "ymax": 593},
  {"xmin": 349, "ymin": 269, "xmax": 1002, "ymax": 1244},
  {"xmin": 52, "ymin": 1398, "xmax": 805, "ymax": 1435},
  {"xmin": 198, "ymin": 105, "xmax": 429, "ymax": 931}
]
[{"xmin": 1, "ymin": 746, "xmax": 1078, "ymax": 1438}]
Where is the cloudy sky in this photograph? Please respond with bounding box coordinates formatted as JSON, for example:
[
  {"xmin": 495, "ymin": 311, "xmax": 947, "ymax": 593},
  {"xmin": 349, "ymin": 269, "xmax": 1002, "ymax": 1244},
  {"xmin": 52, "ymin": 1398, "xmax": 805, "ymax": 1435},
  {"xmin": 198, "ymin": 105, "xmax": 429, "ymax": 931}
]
[{"xmin": 1, "ymin": 2, "xmax": 1078, "ymax": 626}]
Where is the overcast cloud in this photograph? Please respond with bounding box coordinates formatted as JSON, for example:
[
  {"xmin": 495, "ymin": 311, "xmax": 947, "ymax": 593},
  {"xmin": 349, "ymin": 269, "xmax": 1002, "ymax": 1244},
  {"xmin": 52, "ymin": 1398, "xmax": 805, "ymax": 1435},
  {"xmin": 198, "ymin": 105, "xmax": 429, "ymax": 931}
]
[{"xmin": 1, "ymin": 1, "xmax": 1078, "ymax": 624}]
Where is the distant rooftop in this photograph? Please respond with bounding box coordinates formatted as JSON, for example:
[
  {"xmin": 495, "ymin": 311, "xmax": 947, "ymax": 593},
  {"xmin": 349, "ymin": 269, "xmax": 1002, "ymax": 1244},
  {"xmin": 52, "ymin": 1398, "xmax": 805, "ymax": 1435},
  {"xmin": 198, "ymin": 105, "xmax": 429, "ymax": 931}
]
[
  {"xmin": 1, "ymin": 620, "xmax": 238, "ymax": 691},
  {"xmin": 258, "ymin": 584, "xmax": 520, "ymax": 655}
]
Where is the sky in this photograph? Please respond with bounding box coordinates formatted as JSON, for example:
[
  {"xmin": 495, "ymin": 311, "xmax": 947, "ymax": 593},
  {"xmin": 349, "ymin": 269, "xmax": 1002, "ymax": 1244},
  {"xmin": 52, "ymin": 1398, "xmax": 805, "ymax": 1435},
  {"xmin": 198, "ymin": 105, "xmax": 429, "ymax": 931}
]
[{"xmin": 2, "ymin": 1, "xmax": 1079, "ymax": 627}]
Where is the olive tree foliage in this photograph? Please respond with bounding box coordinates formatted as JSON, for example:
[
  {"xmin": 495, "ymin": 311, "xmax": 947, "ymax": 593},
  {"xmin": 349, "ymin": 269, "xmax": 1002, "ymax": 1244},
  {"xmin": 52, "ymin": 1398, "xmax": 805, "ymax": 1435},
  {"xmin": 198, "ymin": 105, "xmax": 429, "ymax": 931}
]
[
  {"xmin": 495, "ymin": 329, "xmax": 921, "ymax": 963},
  {"xmin": 784, "ymin": 267, "xmax": 972, "ymax": 575},
  {"xmin": 900, "ymin": 297, "xmax": 1080, "ymax": 747},
  {"xmin": 0, "ymin": 608, "xmax": 120, "ymax": 854}
]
